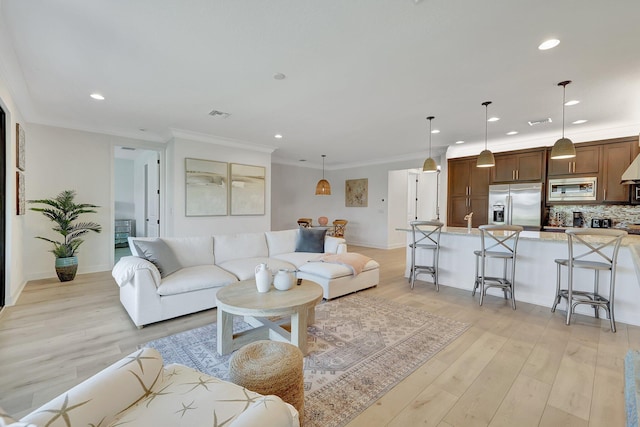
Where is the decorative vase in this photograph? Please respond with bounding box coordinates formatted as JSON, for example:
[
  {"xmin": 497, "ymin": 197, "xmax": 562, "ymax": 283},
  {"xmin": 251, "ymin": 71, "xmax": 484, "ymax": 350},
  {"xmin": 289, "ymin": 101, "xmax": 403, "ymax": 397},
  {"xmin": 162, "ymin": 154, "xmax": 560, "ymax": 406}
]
[
  {"xmin": 55, "ymin": 256, "xmax": 78, "ymax": 282},
  {"xmin": 273, "ymin": 269, "xmax": 294, "ymax": 291},
  {"xmin": 318, "ymin": 216, "xmax": 328, "ymax": 226},
  {"xmin": 255, "ymin": 263, "xmax": 271, "ymax": 293}
]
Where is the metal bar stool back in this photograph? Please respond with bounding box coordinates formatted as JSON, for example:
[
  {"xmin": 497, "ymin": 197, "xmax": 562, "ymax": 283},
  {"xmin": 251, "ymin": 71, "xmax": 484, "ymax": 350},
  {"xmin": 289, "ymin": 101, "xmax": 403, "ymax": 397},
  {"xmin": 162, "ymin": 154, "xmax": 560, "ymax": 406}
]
[
  {"xmin": 473, "ymin": 224, "xmax": 523, "ymax": 309},
  {"xmin": 409, "ymin": 220, "xmax": 444, "ymax": 291},
  {"xmin": 551, "ymin": 228, "xmax": 627, "ymax": 332}
]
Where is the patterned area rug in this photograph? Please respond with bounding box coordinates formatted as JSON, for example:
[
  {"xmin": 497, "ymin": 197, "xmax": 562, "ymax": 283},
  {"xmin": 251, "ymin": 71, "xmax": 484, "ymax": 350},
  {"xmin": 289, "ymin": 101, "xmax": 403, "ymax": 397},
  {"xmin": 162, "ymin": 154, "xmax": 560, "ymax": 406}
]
[
  {"xmin": 625, "ymin": 349, "xmax": 640, "ymax": 427},
  {"xmin": 143, "ymin": 294, "xmax": 469, "ymax": 427}
]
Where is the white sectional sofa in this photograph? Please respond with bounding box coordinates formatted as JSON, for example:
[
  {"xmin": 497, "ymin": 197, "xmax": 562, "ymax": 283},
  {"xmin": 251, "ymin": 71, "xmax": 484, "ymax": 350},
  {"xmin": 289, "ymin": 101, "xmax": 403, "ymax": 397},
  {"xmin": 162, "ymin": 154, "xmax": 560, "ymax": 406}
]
[
  {"xmin": 112, "ymin": 229, "xmax": 379, "ymax": 327},
  {"xmin": 3, "ymin": 347, "xmax": 299, "ymax": 427}
]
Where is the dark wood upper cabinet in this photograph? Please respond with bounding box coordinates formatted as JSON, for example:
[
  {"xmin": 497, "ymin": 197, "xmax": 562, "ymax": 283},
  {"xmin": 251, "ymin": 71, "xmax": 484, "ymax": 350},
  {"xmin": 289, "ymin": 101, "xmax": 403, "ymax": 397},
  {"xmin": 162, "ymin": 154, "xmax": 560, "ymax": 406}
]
[
  {"xmin": 601, "ymin": 139, "xmax": 639, "ymax": 202},
  {"xmin": 547, "ymin": 144, "xmax": 600, "ymax": 176},
  {"xmin": 491, "ymin": 149, "xmax": 544, "ymax": 183},
  {"xmin": 447, "ymin": 157, "xmax": 489, "ymax": 227}
]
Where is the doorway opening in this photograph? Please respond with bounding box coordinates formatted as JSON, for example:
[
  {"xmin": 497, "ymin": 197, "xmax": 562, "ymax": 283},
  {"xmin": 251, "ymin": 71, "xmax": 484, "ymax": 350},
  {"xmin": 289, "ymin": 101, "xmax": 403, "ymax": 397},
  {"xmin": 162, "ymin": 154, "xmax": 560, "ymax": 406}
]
[{"xmin": 114, "ymin": 146, "xmax": 161, "ymax": 263}]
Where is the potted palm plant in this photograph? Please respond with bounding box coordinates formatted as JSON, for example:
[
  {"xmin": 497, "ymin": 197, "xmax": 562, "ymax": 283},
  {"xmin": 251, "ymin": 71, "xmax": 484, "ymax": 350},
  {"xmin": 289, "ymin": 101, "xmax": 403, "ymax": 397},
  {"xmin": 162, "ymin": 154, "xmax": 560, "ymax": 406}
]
[{"xmin": 29, "ymin": 190, "xmax": 102, "ymax": 282}]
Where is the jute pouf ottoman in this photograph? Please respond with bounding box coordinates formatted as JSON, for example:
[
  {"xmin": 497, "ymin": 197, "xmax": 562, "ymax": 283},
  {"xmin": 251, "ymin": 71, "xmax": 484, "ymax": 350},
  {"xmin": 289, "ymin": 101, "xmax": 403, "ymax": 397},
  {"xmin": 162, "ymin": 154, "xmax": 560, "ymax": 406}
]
[{"xmin": 229, "ymin": 340, "xmax": 305, "ymax": 420}]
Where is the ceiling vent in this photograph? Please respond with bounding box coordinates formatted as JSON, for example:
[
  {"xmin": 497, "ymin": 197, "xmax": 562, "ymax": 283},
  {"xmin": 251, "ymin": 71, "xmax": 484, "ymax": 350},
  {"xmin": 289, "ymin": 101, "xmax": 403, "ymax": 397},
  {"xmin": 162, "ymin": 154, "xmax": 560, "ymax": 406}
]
[
  {"xmin": 527, "ymin": 118, "xmax": 552, "ymax": 126},
  {"xmin": 209, "ymin": 110, "xmax": 231, "ymax": 119}
]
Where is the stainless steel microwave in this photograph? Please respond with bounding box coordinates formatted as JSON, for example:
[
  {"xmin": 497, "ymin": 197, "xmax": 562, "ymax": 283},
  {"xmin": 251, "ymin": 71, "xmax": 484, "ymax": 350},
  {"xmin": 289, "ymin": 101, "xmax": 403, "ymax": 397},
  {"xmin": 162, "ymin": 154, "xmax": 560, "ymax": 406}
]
[{"xmin": 548, "ymin": 177, "xmax": 597, "ymax": 202}]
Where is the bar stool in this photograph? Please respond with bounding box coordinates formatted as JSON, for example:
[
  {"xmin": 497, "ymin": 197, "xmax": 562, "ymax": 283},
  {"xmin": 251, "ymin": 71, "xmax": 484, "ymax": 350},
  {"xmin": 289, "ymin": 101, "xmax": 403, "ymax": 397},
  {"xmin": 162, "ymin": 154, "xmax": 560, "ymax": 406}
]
[
  {"xmin": 409, "ymin": 220, "xmax": 444, "ymax": 291},
  {"xmin": 551, "ymin": 228, "xmax": 627, "ymax": 332},
  {"xmin": 472, "ymin": 224, "xmax": 523, "ymax": 309}
]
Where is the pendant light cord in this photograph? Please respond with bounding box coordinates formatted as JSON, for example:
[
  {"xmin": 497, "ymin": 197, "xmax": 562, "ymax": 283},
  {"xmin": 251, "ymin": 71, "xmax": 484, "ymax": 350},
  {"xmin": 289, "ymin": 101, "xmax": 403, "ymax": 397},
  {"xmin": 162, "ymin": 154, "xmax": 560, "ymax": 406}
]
[
  {"xmin": 561, "ymin": 84, "xmax": 566, "ymax": 139},
  {"xmin": 482, "ymin": 101, "xmax": 491, "ymax": 150},
  {"xmin": 427, "ymin": 116, "xmax": 434, "ymax": 157}
]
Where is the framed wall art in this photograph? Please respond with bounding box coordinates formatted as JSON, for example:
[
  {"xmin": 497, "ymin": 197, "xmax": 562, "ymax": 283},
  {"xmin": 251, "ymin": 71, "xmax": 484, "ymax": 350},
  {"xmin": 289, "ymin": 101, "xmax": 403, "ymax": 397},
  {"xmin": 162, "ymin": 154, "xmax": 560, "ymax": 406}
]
[
  {"xmin": 230, "ymin": 163, "xmax": 265, "ymax": 215},
  {"xmin": 16, "ymin": 171, "xmax": 25, "ymax": 215},
  {"xmin": 185, "ymin": 158, "xmax": 228, "ymax": 216},
  {"xmin": 16, "ymin": 123, "xmax": 25, "ymax": 171},
  {"xmin": 345, "ymin": 178, "xmax": 368, "ymax": 207}
]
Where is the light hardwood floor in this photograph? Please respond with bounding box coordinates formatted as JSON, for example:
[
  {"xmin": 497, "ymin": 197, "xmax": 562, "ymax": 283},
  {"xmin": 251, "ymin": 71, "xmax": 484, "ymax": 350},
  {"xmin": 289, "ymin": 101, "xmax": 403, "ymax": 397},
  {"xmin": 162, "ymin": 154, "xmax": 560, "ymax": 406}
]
[{"xmin": 1, "ymin": 246, "xmax": 636, "ymax": 426}]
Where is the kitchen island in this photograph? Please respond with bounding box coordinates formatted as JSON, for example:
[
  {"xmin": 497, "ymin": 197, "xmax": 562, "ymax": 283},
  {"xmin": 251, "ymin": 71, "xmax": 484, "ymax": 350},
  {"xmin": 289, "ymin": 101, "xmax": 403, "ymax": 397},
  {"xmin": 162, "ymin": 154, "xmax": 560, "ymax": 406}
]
[{"xmin": 399, "ymin": 226, "xmax": 640, "ymax": 327}]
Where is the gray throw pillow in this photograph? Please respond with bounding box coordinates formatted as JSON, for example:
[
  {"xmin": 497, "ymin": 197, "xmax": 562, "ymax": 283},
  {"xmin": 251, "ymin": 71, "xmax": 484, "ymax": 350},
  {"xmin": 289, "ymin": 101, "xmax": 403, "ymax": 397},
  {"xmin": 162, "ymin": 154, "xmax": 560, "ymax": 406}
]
[
  {"xmin": 295, "ymin": 228, "xmax": 327, "ymax": 253},
  {"xmin": 133, "ymin": 239, "xmax": 181, "ymax": 278}
]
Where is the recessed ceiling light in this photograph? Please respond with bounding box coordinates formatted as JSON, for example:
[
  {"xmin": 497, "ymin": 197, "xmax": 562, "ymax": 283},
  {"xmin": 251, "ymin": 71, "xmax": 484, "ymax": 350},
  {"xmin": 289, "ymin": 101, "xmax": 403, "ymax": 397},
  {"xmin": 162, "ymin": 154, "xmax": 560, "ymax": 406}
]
[
  {"xmin": 274, "ymin": 134, "xmax": 283, "ymax": 139},
  {"xmin": 538, "ymin": 39, "xmax": 560, "ymax": 50},
  {"xmin": 90, "ymin": 93, "xmax": 105, "ymax": 100},
  {"xmin": 273, "ymin": 73, "xmax": 286, "ymax": 80},
  {"xmin": 565, "ymin": 100, "xmax": 580, "ymax": 106},
  {"xmin": 528, "ymin": 118, "xmax": 552, "ymax": 126},
  {"xmin": 487, "ymin": 117, "xmax": 500, "ymax": 122},
  {"xmin": 431, "ymin": 129, "xmax": 440, "ymax": 134},
  {"xmin": 572, "ymin": 119, "xmax": 588, "ymax": 124},
  {"xmin": 506, "ymin": 131, "xmax": 518, "ymax": 135},
  {"xmin": 455, "ymin": 140, "xmax": 465, "ymax": 144}
]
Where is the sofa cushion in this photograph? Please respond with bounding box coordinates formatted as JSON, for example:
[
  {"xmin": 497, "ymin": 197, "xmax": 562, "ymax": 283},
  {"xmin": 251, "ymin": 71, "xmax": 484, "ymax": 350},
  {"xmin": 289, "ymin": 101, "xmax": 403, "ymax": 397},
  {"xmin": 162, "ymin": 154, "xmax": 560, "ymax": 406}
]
[
  {"xmin": 161, "ymin": 236, "xmax": 214, "ymax": 267},
  {"xmin": 214, "ymin": 233, "xmax": 269, "ymax": 264},
  {"xmin": 271, "ymin": 252, "xmax": 323, "ymax": 269},
  {"xmin": 265, "ymin": 229, "xmax": 299, "ymax": 256},
  {"xmin": 295, "ymin": 228, "xmax": 326, "ymax": 253},
  {"xmin": 111, "ymin": 364, "xmax": 298, "ymax": 427},
  {"xmin": 133, "ymin": 239, "xmax": 182, "ymax": 278},
  {"xmin": 157, "ymin": 265, "xmax": 237, "ymax": 296},
  {"xmin": 217, "ymin": 257, "xmax": 296, "ymax": 281},
  {"xmin": 298, "ymin": 258, "xmax": 380, "ymax": 279}
]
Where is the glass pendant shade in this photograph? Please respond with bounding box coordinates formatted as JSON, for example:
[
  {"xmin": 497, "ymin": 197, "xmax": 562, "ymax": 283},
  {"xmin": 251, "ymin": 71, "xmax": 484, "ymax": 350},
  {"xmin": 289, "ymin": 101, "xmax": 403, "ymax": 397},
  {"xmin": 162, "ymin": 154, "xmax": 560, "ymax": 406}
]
[
  {"xmin": 315, "ymin": 154, "xmax": 331, "ymax": 195},
  {"xmin": 550, "ymin": 80, "xmax": 576, "ymax": 160},
  {"xmin": 477, "ymin": 149, "xmax": 496, "ymax": 167},
  {"xmin": 477, "ymin": 101, "xmax": 495, "ymax": 168},
  {"xmin": 423, "ymin": 115, "xmax": 438, "ymax": 172},
  {"xmin": 423, "ymin": 157, "xmax": 438, "ymax": 172},
  {"xmin": 550, "ymin": 137, "xmax": 576, "ymax": 159}
]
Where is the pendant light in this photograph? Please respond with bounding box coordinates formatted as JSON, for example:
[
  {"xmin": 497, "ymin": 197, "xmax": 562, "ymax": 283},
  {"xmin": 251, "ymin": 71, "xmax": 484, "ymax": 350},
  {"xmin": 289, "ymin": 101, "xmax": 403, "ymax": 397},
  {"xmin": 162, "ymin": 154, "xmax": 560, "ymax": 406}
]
[
  {"xmin": 550, "ymin": 80, "xmax": 576, "ymax": 159},
  {"xmin": 315, "ymin": 154, "xmax": 331, "ymax": 195},
  {"xmin": 477, "ymin": 101, "xmax": 495, "ymax": 168},
  {"xmin": 422, "ymin": 115, "xmax": 438, "ymax": 173}
]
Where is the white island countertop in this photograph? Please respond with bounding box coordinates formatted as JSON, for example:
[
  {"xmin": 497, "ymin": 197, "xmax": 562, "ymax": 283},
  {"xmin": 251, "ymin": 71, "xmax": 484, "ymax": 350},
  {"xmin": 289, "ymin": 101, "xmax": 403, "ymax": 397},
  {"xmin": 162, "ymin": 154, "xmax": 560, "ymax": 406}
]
[{"xmin": 397, "ymin": 226, "xmax": 640, "ymax": 327}]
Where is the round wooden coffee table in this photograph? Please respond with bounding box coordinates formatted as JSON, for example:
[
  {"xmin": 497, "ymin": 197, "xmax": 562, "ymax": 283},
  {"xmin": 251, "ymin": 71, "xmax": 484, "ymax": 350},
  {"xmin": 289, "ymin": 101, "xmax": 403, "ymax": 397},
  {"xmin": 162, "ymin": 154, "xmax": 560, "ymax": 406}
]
[{"xmin": 216, "ymin": 279, "xmax": 323, "ymax": 356}]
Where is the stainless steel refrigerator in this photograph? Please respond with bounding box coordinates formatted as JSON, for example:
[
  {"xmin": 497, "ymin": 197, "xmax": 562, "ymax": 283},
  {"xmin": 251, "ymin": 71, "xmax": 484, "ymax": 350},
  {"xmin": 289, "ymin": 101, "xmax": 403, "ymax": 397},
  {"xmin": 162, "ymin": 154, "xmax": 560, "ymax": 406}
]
[{"xmin": 488, "ymin": 183, "xmax": 543, "ymax": 229}]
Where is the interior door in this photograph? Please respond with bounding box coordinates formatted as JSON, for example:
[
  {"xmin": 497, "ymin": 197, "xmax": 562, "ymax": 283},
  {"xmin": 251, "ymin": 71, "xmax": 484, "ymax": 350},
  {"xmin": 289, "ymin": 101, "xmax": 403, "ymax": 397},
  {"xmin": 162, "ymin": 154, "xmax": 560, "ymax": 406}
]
[{"xmin": 145, "ymin": 155, "xmax": 160, "ymax": 237}]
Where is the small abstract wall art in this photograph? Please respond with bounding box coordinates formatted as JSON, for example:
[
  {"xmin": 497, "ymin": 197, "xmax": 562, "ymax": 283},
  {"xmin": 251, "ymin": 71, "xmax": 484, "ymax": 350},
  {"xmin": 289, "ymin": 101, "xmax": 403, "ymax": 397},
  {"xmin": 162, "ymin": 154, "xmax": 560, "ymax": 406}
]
[
  {"xmin": 16, "ymin": 123, "xmax": 25, "ymax": 171},
  {"xmin": 16, "ymin": 171, "xmax": 25, "ymax": 215},
  {"xmin": 346, "ymin": 178, "xmax": 368, "ymax": 207}
]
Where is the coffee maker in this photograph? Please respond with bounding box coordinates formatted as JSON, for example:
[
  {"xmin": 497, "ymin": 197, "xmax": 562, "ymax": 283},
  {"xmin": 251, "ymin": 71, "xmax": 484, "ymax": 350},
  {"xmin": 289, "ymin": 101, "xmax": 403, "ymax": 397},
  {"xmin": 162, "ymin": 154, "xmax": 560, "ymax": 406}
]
[{"xmin": 573, "ymin": 211, "xmax": 585, "ymax": 227}]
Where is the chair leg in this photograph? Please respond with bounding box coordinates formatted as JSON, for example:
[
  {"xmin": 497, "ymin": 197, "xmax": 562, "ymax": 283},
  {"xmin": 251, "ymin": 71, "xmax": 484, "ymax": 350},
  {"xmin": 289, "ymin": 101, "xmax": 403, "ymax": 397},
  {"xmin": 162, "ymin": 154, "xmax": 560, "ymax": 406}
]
[
  {"xmin": 593, "ymin": 271, "xmax": 600, "ymax": 319},
  {"xmin": 510, "ymin": 259, "xmax": 516, "ymax": 310},
  {"xmin": 551, "ymin": 263, "xmax": 561, "ymax": 313},
  {"xmin": 479, "ymin": 256, "xmax": 486, "ymax": 306},
  {"xmin": 472, "ymin": 254, "xmax": 479, "ymax": 296},
  {"xmin": 410, "ymin": 245, "xmax": 416, "ymax": 289},
  {"xmin": 565, "ymin": 267, "xmax": 573, "ymax": 326}
]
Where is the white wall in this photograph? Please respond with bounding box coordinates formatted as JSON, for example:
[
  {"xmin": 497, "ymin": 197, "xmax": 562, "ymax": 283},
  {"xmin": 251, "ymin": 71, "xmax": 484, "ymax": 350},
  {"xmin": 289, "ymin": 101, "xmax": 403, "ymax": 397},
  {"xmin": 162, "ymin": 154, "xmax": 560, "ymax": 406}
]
[
  {"xmin": 0, "ymin": 23, "xmax": 27, "ymax": 304},
  {"xmin": 165, "ymin": 136, "xmax": 272, "ymax": 236},
  {"xmin": 25, "ymin": 125, "xmax": 135, "ymax": 280},
  {"xmin": 272, "ymin": 157, "xmax": 444, "ymax": 249}
]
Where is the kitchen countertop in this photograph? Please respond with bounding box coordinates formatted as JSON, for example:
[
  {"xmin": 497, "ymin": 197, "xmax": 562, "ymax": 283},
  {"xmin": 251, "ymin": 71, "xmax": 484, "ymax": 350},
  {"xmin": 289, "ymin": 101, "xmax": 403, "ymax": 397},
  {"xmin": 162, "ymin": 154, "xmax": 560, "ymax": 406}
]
[{"xmin": 396, "ymin": 225, "xmax": 640, "ymax": 326}]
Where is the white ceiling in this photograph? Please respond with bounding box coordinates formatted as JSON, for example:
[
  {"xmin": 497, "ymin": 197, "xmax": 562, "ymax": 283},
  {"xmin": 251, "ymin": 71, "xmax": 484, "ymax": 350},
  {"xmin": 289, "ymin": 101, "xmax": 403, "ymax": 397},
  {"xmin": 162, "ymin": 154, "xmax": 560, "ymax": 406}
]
[{"xmin": 2, "ymin": 0, "xmax": 640, "ymax": 169}]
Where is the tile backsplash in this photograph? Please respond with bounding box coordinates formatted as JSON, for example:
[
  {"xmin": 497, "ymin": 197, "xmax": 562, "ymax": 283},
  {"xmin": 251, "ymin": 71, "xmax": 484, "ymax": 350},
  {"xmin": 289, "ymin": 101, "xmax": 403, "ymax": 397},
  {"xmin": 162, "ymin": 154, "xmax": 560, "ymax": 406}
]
[{"xmin": 548, "ymin": 205, "xmax": 640, "ymax": 227}]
